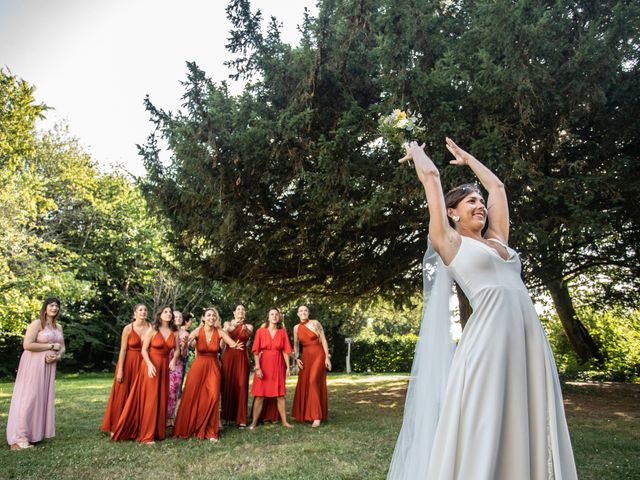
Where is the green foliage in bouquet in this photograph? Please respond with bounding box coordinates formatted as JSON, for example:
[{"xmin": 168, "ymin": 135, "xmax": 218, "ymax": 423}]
[{"xmin": 377, "ymin": 109, "xmax": 425, "ymax": 149}]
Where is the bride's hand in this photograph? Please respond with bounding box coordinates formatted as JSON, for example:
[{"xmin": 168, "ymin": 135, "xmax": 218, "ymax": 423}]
[
  {"xmin": 446, "ymin": 137, "xmax": 476, "ymax": 166},
  {"xmin": 399, "ymin": 142, "xmax": 435, "ymax": 185},
  {"xmin": 398, "ymin": 141, "xmax": 424, "ymax": 164}
]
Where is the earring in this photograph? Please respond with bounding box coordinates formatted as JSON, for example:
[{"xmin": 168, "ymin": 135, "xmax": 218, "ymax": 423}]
[{"xmin": 452, "ymin": 215, "xmax": 460, "ymax": 222}]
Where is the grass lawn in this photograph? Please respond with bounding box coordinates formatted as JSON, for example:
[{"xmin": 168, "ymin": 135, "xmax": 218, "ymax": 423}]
[{"xmin": 0, "ymin": 373, "xmax": 638, "ymax": 479}]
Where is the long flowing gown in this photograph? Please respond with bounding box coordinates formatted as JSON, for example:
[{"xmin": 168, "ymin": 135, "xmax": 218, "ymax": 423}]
[
  {"xmin": 422, "ymin": 236, "xmax": 577, "ymax": 479},
  {"xmin": 221, "ymin": 323, "xmax": 252, "ymax": 425},
  {"xmin": 251, "ymin": 327, "xmax": 292, "ymax": 397},
  {"xmin": 173, "ymin": 327, "xmax": 222, "ymax": 439},
  {"xmin": 291, "ymin": 321, "xmax": 328, "ymax": 422},
  {"xmin": 100, "ymin": 324, "xmax": 144, "ymax": 433},
  {"xmin": 112, "ymin": 330, "xmax": 175, "ymax": 443},
  {"xmin": 6, "ymin": 324, "xmax": 63, "ymax": 445},
  {"xmin": 167, "ymin": 329, "xmax": 189, "ymax": 422}
]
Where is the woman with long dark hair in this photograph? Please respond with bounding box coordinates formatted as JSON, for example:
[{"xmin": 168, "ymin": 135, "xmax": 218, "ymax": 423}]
[
  {"xmin": 101, "ymin": 303, "xmax": 150, "ymax": 435},
  {"xmin": 112, "ymin": 306, "xmax": 180, "ymax": 444},
  {"xmin": 387, "ymin": 139, "xmax": 577, "ymax": 479},
  {"xmin": 166, "ymin": 310, "xmax": 189, "ymax": 427},
  {"xmin": 248, "ymin": 308, "xmax": 293, "ymax": 429},
  {"xmin": 6, "ymin": 298, "xmax": 65, "ymax": 450}
]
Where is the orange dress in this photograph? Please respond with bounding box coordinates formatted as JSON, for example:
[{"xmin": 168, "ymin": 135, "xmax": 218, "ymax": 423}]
[
  {"xmin": 173, "ymin": 328, "xmax": 222, "ymax": 439},
  {"xmin": 100, "ymin": 324, "xmax": 144, "ymax": 433},
  {"xmin": 221, "ymin": 323, "xmax": 252, "ymax": 425},
  {"xmin": 292, "ymin": 321, "xmax": 328, "ymax": 422},
  {"xmin": 112, "ymin": 330, "xmax": 175, "ymax": 442},
  {"xmin": 251, "ymin": 327, "xmax": 292, "ymax": 397}
]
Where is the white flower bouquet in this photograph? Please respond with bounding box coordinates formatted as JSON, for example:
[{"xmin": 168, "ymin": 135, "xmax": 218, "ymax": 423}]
[{"xmin": 378, "ymin": 109, "xmax": 425, "ymax": 149}]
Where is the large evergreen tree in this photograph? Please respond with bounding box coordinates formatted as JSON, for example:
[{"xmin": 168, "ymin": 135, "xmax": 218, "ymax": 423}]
[{"xmin": 140, "ymin": 0, "xmax": 639, "ymax": 362}]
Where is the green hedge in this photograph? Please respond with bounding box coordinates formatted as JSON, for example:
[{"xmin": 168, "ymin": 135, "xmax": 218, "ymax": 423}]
[{"xmin": 350, "ymin": 334, "xmax": 417, "ymax": 373}]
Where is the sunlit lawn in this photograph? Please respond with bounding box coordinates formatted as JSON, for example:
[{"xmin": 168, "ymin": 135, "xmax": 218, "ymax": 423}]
[{"xmin": 0, "ymin": 373, "xmax": 638, "ymax": 479}]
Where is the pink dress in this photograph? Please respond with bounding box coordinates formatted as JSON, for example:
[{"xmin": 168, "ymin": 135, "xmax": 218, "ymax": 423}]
[
  {"xmin": 6, "ymin": 324, "xmax": 64, "ymax": 445},
  {"xmin": 167, "ymin": 329, "xmax": 189, "ymax": 421}
]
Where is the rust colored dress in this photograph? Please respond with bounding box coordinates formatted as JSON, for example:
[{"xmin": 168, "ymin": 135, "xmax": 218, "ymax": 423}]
[
  {"xmin": 221, "ymin": 323, "xmax": 252, "ymax": 425},
  {"xmin": 251, "ymin": 327, "xmax": 292, "ymax": 398},
  {"xmin": 173, "ymin": 327, "xmax": 222, "ymax": 439},
  {"xmin": 292, "ymin": 321, "xmax": 328, "ymax": 422},
  {"xmin": 112, "ymin": 330, "xmax": 175, "ymax": 442},
  {"xmin": 100, "ymin": 324, "xmax": 144, "ymax": 433}
]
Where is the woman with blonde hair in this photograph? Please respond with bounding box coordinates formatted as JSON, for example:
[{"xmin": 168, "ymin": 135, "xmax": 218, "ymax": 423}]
[{"xmin": 173, "ymin": 307, "xmax": 244, "ymax": 441}]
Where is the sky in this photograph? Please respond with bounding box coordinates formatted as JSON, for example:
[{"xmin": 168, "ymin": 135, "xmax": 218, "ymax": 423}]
[{"xmin": 0, "ymin": 0, "xmax": 318, "ymax": 176}]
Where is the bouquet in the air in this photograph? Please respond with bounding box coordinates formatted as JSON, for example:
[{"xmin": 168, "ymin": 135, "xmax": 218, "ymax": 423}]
[{"xmin": 378, "ymin": 109, "xmax": 425, "ymax": 149}]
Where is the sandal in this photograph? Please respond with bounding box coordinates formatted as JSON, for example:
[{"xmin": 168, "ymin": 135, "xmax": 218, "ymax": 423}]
[{"xmin": 10, "ymin": 442, "xmax": 33, "ymax": 450}]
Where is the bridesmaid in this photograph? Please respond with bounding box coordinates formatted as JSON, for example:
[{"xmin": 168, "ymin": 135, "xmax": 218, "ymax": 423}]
[
  {"xmin": 101, "ymin": 303, "xmax": 150, "ymax": 435},
  {"xmin": 248, "ymin": 308, "xmax": 293, "ymax": 429},
  {"xmin": 291, "ymin": 304, "xmax": 331, "ymax": 427},
  {"xmin": 221, "ymin": 303, "xmax": 253, "ymax": 428},
  {"xmin": 7, "ymin": 298, "xmax": 65, "ymax": 450},
  {"xmin": 166, "ymin": 310, "xmax": 189, "ymax": 427},
  {"xmin": 173, "ymin": 308, "xmax": 244, "ymax": 442},
  {"xmin": 112, "ymin": 306, "xmax": 180, "ymax": 444},
  {"xmin": 253, "ymin": 309, "xmax": 284, "ymax": 424},
  {"xmin": 178, "ymin": 312, "xmax": 194, "ymax": 389}
]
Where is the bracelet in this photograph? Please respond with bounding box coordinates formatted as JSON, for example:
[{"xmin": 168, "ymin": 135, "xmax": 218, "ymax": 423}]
[
  {"xmin": 49, "ymin": 344, "xmax": 53, "ymax": 350},
  {"xmin": 254, "ymin": 367, "xmax": 261, "ymax": 371}
]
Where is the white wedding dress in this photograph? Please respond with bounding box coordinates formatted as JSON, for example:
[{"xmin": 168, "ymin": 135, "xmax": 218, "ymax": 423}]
[{"xmin": 388, "ymin": 236, "xmax": 578, "ymax": 480}]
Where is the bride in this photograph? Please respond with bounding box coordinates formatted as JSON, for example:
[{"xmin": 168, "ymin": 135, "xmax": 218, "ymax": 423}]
[{"xmin": 387, "ymin": 139, "xmax": 578, "ymax": 479}]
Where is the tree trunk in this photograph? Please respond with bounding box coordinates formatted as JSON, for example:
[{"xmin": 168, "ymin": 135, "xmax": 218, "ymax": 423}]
[{"xmin": 546, "ymin": 277, "xmax": 602, "ymax": 364}]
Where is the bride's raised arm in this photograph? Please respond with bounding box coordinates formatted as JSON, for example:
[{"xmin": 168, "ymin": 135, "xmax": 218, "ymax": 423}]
[
  {"xmin": 445, "ymin": 137, "xmax": 509, "ymax": 243},
  {"xmin": 400, "ymin": 142, "xmax": 460, "ymax": 264}
]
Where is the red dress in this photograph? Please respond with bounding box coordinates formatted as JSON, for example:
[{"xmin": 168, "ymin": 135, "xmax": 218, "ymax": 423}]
[
  {"xmin": 100, "ymin": 324, "xmax": 144, "ymax": 433},
  {"xmin": 112, "ymin": 330, "xmax": 175, "ymax": 442},
  {"xmin": 253, "ymin": 396, "xmax": 280, "ymax": 422},
  {"xmin": 292, "ymin": 321, "xmax": 328, "ymax": 422},
  {"xmin": 221, "ymin": 323, "xmax": 252, "ymax": 425},
  {"xmin": 173, "ymin": 328, "xmax": 222, "ymax": 439},
  {"xmin": 251, "ymin": 327, "xmax": 292, "ymax": 397}
]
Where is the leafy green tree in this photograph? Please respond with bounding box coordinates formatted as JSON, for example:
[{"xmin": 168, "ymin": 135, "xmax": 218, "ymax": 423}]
[
  {"xmin": 140, "ymin": 0, "xmax": 639, "ymax": 364},
  {"xmin": 415, "ymin": 0, "xmax": 640, "ymax": 361},
  {"xmin": 0, "ymin": 69, "xmax": 47, "ymax": 176}
]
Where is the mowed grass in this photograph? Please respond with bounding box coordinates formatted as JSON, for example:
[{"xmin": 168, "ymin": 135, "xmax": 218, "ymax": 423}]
[{"xmin": 0, "ymin": 373, "xmax": 638, "ymax": 480}]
